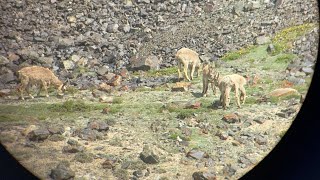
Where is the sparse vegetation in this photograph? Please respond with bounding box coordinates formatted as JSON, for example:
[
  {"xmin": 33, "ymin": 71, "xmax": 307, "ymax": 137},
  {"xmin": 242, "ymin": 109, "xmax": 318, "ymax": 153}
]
[
  {"xmin": 221, "ymin": 45, "xmax": 256, "ymax": 61},
  {"xmin": 133, "ymin": 67, "xmax": 177, "ymax": 77},
  {"xmin": 272, "ymin": 23, "xmax": 316, "ymax": 55}
]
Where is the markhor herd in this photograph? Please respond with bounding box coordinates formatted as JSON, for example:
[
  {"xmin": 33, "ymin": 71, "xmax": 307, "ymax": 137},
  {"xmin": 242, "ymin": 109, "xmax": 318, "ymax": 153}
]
[{"xmin": 17, "ymin": 47, "xmax": 246, "ymax": 109}]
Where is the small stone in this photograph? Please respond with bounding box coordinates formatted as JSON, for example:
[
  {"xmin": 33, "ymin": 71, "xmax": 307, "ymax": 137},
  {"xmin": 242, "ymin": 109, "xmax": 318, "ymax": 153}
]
[
  {"xmin": 269, "ymin": 88, "xmax": 299, "ymax": 97},
  {"xmin": 216, "ymin": 131, "xmax": 228, "ymax": 140},
  {"xmin": 186, "ymin": 149, "xmax": 209, "ymax": 160},
  {"xmin": 74, "ymin": 152, "xmax": 94, "ymax": 163},
  {"xmin": 254, "ymin": 135, "xmax": 268, "ymax": 145},
  {"xmin": 185, "ymin": 101, "xmax": 201, "ymax": 109},
  {"xmin": 102, "ymin": 158, "xmax": 117, "ymax": 169},
  {"xmin": 50, "ymin": 162, "xmax": 75, "ymax": 180},
  {"xmin": 62, "ymin": 60, "xmax": 75, "ymax": 70},
  {"xmin": 27, "ymin": 128, "xmax": 50, "ymax": 142},
  {"xmin": 140, "ymin": 146, "xmax": 160, "ymax": 164},
  {"xmin": 0, "ymin": 55, "xmax": 10, "ymax": 65},
  {"xmin": 67, "ymin": 16, "xmax": 76, "ymax": 23},
  {"xmin": 255, "ymin": 36, "xmax": 271, "ymax": 45},
  {"xmin": 192, "ymin": 171, "xmax": 216, "ymax": 180},
  {"xmin": 222, "ymin": 114, "xmax": 240, "ymax": 123},
  {"xmin": 98, "ymin": 83, "xmax": 113, "ymax": 93},
  {"xmin": 253, "ymin": 117, "xmax": 266, "ymax": 124},
  {"xmin": 62, "ymin": 144, "xmax": 85, "ymax": 153},
  {"xmin": 48, "ymin": 134, "xmax": 65, "ymax": 142}
]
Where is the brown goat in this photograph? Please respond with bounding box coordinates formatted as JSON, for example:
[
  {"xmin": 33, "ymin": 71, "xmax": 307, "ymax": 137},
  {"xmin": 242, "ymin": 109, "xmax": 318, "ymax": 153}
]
[
  {"xmin": 209, "ymin": 71, "xmax": 247, "ymax": 109},
  {"xmin": 17, "ymin": 66, "xmax": 66, "ymax": 100},
  {"xmin": 175, "ymin": 48, "xmax": 201, "ymax": 81}
]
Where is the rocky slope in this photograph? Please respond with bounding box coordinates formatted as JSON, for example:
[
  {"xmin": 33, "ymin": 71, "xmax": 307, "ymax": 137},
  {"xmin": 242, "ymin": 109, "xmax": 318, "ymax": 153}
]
[{"xmin": 0, "ymin": 0, "xmax": 318, "ymax": 90}]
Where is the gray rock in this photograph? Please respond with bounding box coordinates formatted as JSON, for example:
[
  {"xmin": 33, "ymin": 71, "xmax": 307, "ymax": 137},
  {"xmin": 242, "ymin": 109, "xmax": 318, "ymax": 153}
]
[
  {"xmin": 74, "ymin": 152, "xmax": 94, "ymax": 163},
  {"xmin": 187, "ymin": 149, "xmax": 209, "ymax": 160},
  {"xmin": 0, "ymin": 72, "xmax": 16, "ymax": 84},
  {"xmin": 222, "ymin": 164, "xmax": 237, "ymax": 177},
  {"xmin": 140, "ymin": 145, "xmax": 160, "ymax": 164},
  {"xmin": 107, "ymin": 23, "xmax": 119, "ymax": 33},
  {"xmin": 75, "ymin": 128, "xmax": 103, "ymax": 141},
  {"xmin": 192, "ymin": 171, "xmax": 216, "ymax": 180},
  {"xmin": 87, "ymin": 120, "xmax": 109, "ymax": 132},
  {"xmin": 255, "ymin": 36, "xmax": 271, "ymax": 45},
  {"xmin": 48, "ymin": 134, "xmax": 65, "ymax": 142},
  {"xmin": 130, "ymin": 55, "xmax": 161, "ymax": 71},
  {"xmin": 62, "ymin": 60, "xmax": 75, "ymax": 70},
  {"xmin": 27, "ymin": 128, "xmax": 50, "ymax": 142},
  {"xmin": 50, "ymin": 162, "xmax": 75, "ymax": 180},
  {"xmin": 254, "ymin": 135, "xmax": 268, "ymax": 145},
  {"xmin": 0, "ymin": 56, "xmax": 10, "ymax": 65},
  {"xmin": 62, "ymin": 144, "xmax": 85, "ymax": 153},
  {"xmin": 301, "ymin": 67, "xmax": 314, "ymax": 75}
]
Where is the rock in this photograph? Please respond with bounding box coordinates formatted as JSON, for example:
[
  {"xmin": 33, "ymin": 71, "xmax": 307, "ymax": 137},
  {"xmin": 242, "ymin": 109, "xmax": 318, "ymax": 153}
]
[
  {"xmin": 255, "ymin": 36, "xmax": 271, "ymax": 45},
  {"xmin": 97, "ymin": 66, "xmax": 109, "ymax": 76},
  {"xmin": 102, "ymin": 158, "xmax": 117, "ymax": 169},
  {"xmin": 74, "ymin": 152, "xmax": 94, "ymax": 163},
  {"xmin": 187, "ymin": 149, "xmax": 209, "ymax": 160},
  {"xmin": 108, "ymin": 75, "xmax": 122, "ymax": 86},
  {"xmin": 232, "ymin": 2, "xmax": 244, "ymax": 16},
  {"xmin": 301, "ymin": 67, "xmax": 314, "ymax": 75},
  {"xmin": 48, "ymin": 125, "xmax": 65, "ymax": 135},
  {"xmin": 99, "ymin": 96, "xmax": 114, "ymax": 103},
  {"xmin": 254, "ymin": 135, "xmax": 268, "ymax": 145},
  {"xmin": 119, "ymin": 68, "xmax": 130, "ymax": 79},
  {"xmin": 0, "ymin": 72, "xmax": 16, "ymax": 84},
  {"xmin": 216, "ymin": 131, "xmax": 228, "ymax": 140},
  {"xmin": 21, "ymin": 125, "xmax": 38, "ymax": 136},
  {"xmin": 267, "ymin": 44, "xmax": 275, "ymax": 54},
  {"xmin": 67, "ymin": 139, "xmax": 79, "ymax": 146},
  {"xmin": 106, "ymin": 23, "xmax": 119, "ymax": 33},
  {"xmin": 286, "ymin": 76, "xmax": 305, "ymax": 85},
  {"xmin": 27, "ymin": 128, "xmax": 50, "ymax": 142},
  {"xmin": 17, "ymin": 49, "xmax": 39, "ymax": 61},
  {"xmin": 62, "ymin": 144, "xmax": 85, "ymax": 153},
  {"xmin": 276, "ymin": 107, "xmax": 298, "ymax": 118},
  {"xmin": 253, "ymin": 116, "xmax": 266, "ymax": 124},
  {"xmin": 192, "ymin": 171, "xmax": 216, "ymax": 180},
  {"xmin": 7, "ymin": 52, "xmax": 20, "ymax": 62},
  {"xmin": 98, "ymin": 83, "xmax": 113, "ymax": 93},
  {"xmin": 171, "ymin": 82, "xmax": 191, "ymax": 92},
  {"xmin": 140, "ymin": 145, "xmax": 160, "ymax": 164},
  {"xmin": 222, "ymin": 164, "xmax": 237, "ymax": 177},
  {"xmin": 130, "ymin": 55, "xmax": 161, "ymax": 71},
  {"xmin": 57, "ymin": 38, "xmax": 74, "ymax": 48},
  {"xmin": 133, "ymin": 170, "xmax": 144, "ymax": 178},
  {"xmin": 62, "ymin": 60, "xmax": 75, "ymax": 70},
  {"xmin": 48, "ymin": 134, "xmax": 65, "ymax": 142},
  {"xmin": 75, "ymin": 128, "xmax": 103, "ymax": 141},
  {"xmin": 269, "ymin": 88, "xmax": 299, "ymax": 97},
  {"xmin": 67, "ymin": 16, "xmax": 76, "ymax": 23},
  {"xmin": 0, "ymin": 89, "xmax": 12, "ymax": 98},
  {"xmin": 87, "ymin": 120, "xmax": 109, "ymax": 132},
  {"xmin": 50, "ymin": 162, "xmax": 75, "ymax": 180},
  {"xmin": 222, "ymin": 114, "xmax": 240, "ymax": 123},
  {"xmin": 0, "ymin": 55, "xmax": 10, "ymax": 65},
  {"xmin": 185, "ymin": 101, "xmax": 201, "ymax": 109}
]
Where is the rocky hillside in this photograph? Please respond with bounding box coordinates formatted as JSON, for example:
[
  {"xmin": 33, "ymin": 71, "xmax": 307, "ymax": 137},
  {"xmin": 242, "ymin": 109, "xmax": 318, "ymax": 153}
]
[
  {"xmin": 0, "ymin": 1, "xmax": 319, "ymax": 179},
  {"xmin": 0, "ymin": 0, "xmax": 318, "ymax": 90}
]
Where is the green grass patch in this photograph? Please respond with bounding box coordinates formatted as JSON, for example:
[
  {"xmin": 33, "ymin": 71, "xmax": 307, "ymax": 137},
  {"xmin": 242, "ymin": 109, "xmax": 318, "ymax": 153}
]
[
  {"xmin": 113, "ymin": 97, "xmax": 124, "ymax": 104},
  {"xmin": 0, "ymin": 100, "xmax": 106, "ymax": 122},
  {"xmin": 272, "ymin": 23, "xmax": 316, "ymax": 55},
  {"xmin": 275, "ymin": 54, "xmax": 296, "ymax": 63},
  {"xmin": 221, "ymin": 45, "xmax": 256, "ymax": 61},
  {"xmin": 49, "ymin": 100, "xmax": 105, "ymax": 112},
  {"xmin": 133, "ymin": 67, "xmax": 178, "ymax": 77}
]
